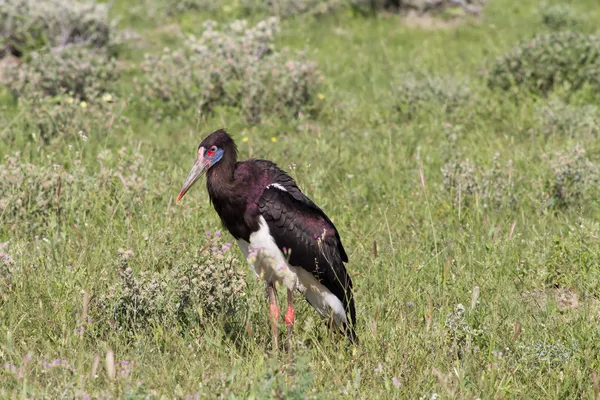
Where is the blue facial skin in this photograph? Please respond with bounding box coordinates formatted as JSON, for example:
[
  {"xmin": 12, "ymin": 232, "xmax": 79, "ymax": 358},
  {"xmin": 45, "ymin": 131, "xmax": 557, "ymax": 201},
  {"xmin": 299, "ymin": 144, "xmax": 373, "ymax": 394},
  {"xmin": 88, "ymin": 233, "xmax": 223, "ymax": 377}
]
[{"xmin": 206, "ymin": 147, "xmax": 224, "ymax": 166}]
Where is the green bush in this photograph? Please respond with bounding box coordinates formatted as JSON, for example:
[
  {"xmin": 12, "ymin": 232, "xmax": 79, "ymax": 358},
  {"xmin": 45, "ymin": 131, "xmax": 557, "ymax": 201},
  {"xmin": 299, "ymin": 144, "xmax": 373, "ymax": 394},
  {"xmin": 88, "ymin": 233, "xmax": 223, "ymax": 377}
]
[
  {"xmin": 241, "ymin": 0, "xmax": 343, "ymax": 17},
  {"xmin": 8, "ymin": 95, "xmax": 120, "ymax": 144},
  {"xmin": 350, "ymin": 0, "xmax": 485, "ymax": 16},
  {"xmin": 544, "ymin": 145, "xmax": 599, "ymax": 208},
  {"xmin": 0, "ymin": 148, "xmax": 151, "ymax": 233},
  {"xmin": 3, "ymin": 45, "xmax": 118, "ymax": 101},
  {"xmin": 395, "ymin": 73, "xmax": 471, "ymax": 118},
  {"xmin": 129, "ymin": 0, "xmax": 218, "ymax": 20},
  {"xmin": 95, "ymin": 245, "xmax": 247, "ymax": 334},
  {"xmin": 540, "ymin": 4, "xmax": 580, "ymax": 31},
  {"xmin": 239, "ymin": 0, "xmax": 485, "ymax": 17},
  {"xmin": 0, "ymin": 152, "xmax": 80, "ymax": 233},
  {"xmin": 137, "ymin": 18, "xmax": 321, "ymax": 123},
  {"xmin": 1, "ymin": 45, "xmax": 121, "ymax": 143},
  {"xmin": 487, "ymin": 32, "xmax": 600, "ymax": 96},
  {"xmin": 441, "ymin": 153, "xmax": 516, "ymax": 209},
  {"xmin": 534, "ymin": 99, "xmax": 600, "ymax": 138},
  {"xmin": 0, "ymin": 241, "xmax": 14, "ymax": 302},
  {"xmin": 0, "ymin": 0, "xmax": 115, "ymax": 56}
]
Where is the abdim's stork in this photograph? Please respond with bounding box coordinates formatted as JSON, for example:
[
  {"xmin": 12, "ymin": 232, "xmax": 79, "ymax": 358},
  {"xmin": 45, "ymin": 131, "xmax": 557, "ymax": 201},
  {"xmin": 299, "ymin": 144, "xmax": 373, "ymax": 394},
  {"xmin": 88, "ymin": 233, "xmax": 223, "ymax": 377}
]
[{"xmin": 176, "ymin": 129, "xmax": 358, "ymax": 347}]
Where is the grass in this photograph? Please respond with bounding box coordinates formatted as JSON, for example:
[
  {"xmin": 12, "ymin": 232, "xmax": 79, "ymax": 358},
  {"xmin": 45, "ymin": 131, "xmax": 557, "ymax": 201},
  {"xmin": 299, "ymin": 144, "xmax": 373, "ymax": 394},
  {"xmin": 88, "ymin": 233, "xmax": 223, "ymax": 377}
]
[{"xmin": 2, "ymin": 0, "xmax": 600, "ymax": 398}]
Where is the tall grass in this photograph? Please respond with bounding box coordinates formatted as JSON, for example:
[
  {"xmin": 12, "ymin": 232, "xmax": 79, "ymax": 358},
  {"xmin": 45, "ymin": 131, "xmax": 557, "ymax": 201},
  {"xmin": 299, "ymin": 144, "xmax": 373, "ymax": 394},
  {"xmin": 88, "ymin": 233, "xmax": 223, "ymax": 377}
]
[{"xmin": 1, "ymin": 0, "xmax": 600, "ymax": 398}]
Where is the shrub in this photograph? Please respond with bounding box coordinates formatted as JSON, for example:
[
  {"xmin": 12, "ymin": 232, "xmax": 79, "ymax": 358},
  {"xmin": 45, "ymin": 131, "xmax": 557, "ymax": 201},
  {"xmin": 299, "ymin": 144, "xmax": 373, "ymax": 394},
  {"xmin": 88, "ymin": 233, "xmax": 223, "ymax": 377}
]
[
  {"xmin": 137, "ymin": 18, "xmax": 321, "ymax": 123},
  {"xmin": 487, "ymin": 32, "xmax": 600, "ymax": 96},
  {"xmin": 3, "ymin": 45, "xmax": 118, "ymax": 101},
  {"xmin": 1, "ymin": 45, "xmax": 121, "ymax": 143},
  {"xmin": 95, "ymin": 244, "xmax": 246, "ymax": 334},
  {"xmin": 0, "ymin": 241, "xmax": 14, "ymax": 301},
  {"xmin": 518, "ymin": 338, "xmax": 579, "ymax": 371},
  {"xmin": 441, "ymin": 153, "xmax": 516, "ymax": 209},
  {"xmin": 444, "ymin": 303, "xmax": 484, "ymax": 359},
  {"xmin": 0, "ymin": 152, "xmax": 79, "ymax": 233},
  {"xmin": 540, "ymin": 4, "xmax": 580, "ymax": 31},
  {"xmin": 543, "ymin": 145, "xmax": 599, "ymax": 208},
  {"xmin": 239, "ymin": 0, "xmax": 486, "ymax": 17},
  {"xmin": 241, "ymin": 0, "xmax": 343, "ymax": 17},
  {"xmin": 129, "ymin": 0, "xmax": 218, "ymax": 20},
  {"xmin": 95, "ymin": 146, "xmax": 154, "ymax": 201},
  {"xmin": 349, "ymin": 0, "xmax": 485, "ymax": 16},
  {"xmin": 395, "ymin": 73, "xmax": 471, "ymax": 118},
  {"xmin": 2, "ymin": 91, "xmax": 124, "ymax": 144},
  {"xmin": 534, "ymin": 99, "xmax": 600, "ymax": 138},
  {"xmin": 0, "ymin": 148, "xmax": 152, "ymax": 233},
  {"xmin": 0, "ymin": 0, "xmax": 115, "ymax": 56}
]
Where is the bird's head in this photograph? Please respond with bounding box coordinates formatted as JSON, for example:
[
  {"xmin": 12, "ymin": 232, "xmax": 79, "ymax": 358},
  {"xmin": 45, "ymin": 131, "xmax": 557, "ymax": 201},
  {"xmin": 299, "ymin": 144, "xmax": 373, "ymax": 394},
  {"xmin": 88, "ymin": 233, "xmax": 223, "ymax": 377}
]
[{"xmin": 177, "ymin": 129, "xmax": 236, "ymax": 202}]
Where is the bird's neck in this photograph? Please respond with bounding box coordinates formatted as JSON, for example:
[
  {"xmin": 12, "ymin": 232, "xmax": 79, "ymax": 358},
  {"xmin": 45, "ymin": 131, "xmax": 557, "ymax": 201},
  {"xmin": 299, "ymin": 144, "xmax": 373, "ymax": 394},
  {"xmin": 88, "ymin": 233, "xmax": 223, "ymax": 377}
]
[{"xmin": 206, "ymin": 155, "xmax": 238, "ymax": 204}]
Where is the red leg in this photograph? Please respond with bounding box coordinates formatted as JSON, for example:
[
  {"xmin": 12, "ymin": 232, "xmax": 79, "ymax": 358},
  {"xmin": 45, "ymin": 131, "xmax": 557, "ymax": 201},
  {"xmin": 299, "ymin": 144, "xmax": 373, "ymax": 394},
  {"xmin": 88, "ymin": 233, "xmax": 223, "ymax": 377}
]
[
  {"xmin": 285, "ymin": 289, "xmax": 294, "ymax": 348},
  {"xmin": 267, "ymin": 282, "xmax": 279, "ymax": 352}
]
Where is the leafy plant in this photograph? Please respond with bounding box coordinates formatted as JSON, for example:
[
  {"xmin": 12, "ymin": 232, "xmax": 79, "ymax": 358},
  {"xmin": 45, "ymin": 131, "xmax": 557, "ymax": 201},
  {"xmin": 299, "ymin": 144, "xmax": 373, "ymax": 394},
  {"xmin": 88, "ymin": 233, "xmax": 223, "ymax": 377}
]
[
  {"xmin": 137, "ymin": 18, "xmax": 321, "ymax": 123},
  {"xmin": 441, "ymin": 153, "xmax": 516, "ymax": 209},
  {"xmin": 95, "ymin": 244, "xmax": 247, "ymax": 334},
  {"xmin": 0, "ymin": 0, "xmax": 116, "ymax": 56},
  {"xmin": 395, "ymin": 73, "xmax": 471, "ymax": 118},
  {"xmin": 0, "ymin": 148, "xmax": 150, "ymax": 233},
  {"xmin": 534, "ymin": 99, "xmax": 600, "ymax": 138},
  {"xmin": 487, "ymin": 32, "xmax": 600, "ymax": 96},
  {"xmin": 543, "ymin": 145, "xmax": 599, "ymax": 208},
  {"xmin": 241, "ymin": 0, "xmax": 344, "ymax": 17},
  {"xmin": 540, "ymin": 4, "xmax": 580, "ymax": 31},
  {"xmin": 3, "ymin": 45, "xmax": 118, "ymax": 101}
]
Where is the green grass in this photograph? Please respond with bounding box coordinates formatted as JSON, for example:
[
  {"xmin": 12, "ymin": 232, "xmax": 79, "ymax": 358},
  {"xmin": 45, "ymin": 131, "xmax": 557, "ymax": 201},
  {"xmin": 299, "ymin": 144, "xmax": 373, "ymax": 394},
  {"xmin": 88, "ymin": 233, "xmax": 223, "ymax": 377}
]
[{"xmin": 2, "ymin": 0, "xmax": 600, "ymax": 398}]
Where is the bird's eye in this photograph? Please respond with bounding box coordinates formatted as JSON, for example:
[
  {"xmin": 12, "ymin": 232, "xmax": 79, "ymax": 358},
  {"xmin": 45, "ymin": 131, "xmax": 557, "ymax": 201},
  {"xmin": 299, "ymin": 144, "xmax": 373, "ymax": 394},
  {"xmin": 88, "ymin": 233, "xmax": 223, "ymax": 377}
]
[{"xmin": 207, "ymin": 146, "xmax": 217, "ymax": 157}]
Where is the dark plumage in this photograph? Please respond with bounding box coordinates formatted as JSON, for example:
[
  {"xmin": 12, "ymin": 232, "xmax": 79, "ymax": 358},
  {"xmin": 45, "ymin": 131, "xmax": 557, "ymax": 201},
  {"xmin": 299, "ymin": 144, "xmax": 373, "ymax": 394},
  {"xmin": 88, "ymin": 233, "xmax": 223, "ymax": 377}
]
[{"xmin": 177, "ymin": 129, "xmax": 357, "ymax": 346}]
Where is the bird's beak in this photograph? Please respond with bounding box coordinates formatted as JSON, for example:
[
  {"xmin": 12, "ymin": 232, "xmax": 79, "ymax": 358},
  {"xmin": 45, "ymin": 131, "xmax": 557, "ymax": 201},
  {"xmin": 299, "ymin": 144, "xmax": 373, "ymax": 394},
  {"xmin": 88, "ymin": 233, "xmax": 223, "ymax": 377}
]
[{"xmin": 177, "ymin": 148, "xmax": 209, "ymax": 202}]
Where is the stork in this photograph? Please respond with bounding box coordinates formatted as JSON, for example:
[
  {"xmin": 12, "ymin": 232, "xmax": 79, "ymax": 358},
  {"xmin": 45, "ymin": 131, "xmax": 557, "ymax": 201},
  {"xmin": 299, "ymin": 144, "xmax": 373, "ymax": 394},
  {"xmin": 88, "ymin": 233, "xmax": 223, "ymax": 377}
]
[{"xmin": 176, "ymin": 129, "xmax": 358, "ymax": 348}]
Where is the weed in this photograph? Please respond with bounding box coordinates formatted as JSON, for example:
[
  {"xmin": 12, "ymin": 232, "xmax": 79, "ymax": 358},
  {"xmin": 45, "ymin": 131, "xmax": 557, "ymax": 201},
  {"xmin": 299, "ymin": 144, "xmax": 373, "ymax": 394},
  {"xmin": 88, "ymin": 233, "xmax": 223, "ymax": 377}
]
[
  {"xmin": 395, "ymin": 73, "xmax": 471, "ymax": 119},
  {"xmin": 3, "ymin": 45, "xmax": 118, "ymax": 101},
  {"xmin": 241, "ymin": 0, "xmax": 343, "ymax": 17},
  {"xmin": 487, "ymin": 32, "xmax": 600, "ymax": 96},
  {"xmin": 441, "ymin": 153, "xmax": 516, "ymax": 209},
  {"xmin": 0, "ymin": 0, "xmax": 116, "ymax": 56},
  {"xmin": 0, "ymin": 241, "xmax": 14, "ymax": 301},
  {"xmin": 543, "ymin": 144, "xmax": 599, "ymax": 208},
  {"xmin": 95, "ymin": 244, "xmax": 246, "ymax": 334},
  {"xmin": 540, "ymin": 4, "xmax": 580, "ymax": 31},
  {"xmin": 137, "ymin": 18, "xmax": 321, "ymax": 123},
  {"xmin": 534, "ymin": 99, "xmax": 600, "ymax": 138}
]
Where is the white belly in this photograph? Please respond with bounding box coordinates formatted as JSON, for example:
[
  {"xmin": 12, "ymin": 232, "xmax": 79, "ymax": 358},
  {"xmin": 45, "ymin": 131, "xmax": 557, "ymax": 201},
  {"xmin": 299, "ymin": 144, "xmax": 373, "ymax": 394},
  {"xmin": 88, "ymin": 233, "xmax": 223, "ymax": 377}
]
[{"xmin": 236, "ymin": 216, "xmax": 347, "ymax": 326}]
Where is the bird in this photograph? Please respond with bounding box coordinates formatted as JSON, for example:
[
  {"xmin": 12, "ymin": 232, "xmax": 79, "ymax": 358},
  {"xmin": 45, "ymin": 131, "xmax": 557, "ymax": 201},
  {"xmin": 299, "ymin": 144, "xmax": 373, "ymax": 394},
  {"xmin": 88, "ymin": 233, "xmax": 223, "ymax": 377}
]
[{"xmin": 176, "ymin": 129, "xmax": 358, "ymax": 348}]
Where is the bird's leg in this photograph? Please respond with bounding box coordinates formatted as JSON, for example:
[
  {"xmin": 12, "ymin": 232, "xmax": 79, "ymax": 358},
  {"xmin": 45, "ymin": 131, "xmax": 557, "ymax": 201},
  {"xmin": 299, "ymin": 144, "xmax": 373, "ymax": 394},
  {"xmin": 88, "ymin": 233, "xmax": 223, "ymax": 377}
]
[
  {"xmin": 267, "ymin": 282, "xmax": 279, "ymax": 352},
  {"xmin": 284, "ymin": 289, "xmax": 295, "ymax": 350}
]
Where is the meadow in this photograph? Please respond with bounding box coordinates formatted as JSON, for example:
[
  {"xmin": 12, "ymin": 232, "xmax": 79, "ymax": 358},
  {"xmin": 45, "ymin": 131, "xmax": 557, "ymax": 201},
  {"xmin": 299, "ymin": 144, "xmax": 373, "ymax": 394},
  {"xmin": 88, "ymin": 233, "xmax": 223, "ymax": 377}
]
[{"xmin": 1, "ymin": 0, "xmax": 600, "ymax": 398}]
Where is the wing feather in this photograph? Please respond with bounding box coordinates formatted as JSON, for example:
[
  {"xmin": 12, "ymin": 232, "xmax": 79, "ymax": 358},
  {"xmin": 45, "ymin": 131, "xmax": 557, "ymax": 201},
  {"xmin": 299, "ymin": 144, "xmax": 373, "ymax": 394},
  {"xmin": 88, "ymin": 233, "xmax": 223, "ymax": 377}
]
[{"xmin": 257, "ymin": 185, "xmax": 356, "ymax": 330}]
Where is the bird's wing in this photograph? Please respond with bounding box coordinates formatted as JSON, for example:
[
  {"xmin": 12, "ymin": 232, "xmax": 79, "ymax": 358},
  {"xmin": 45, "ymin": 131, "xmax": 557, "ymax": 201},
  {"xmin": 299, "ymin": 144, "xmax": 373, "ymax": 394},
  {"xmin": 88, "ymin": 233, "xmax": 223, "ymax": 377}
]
[{"xmin": 257, "ymin": 184, "xmax": 356, "ymax": 327}]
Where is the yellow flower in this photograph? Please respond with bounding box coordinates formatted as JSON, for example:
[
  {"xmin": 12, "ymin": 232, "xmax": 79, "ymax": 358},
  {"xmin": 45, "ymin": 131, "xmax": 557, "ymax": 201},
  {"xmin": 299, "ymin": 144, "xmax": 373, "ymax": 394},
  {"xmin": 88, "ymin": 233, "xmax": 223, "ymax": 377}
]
[
  {"xmin": 80, "ymin": 101, "xmax": 88, "ymax": 109},
  {"xmin": 271, "ymin": 137, "xmax": 277, "ymax": 143},
  {"xmin": 317, "ymin": 93, "xmax": 325, "ymax": 100},
  {"xmin": 102, "ymin": 93, "xmax": 113, "ymax": 103},
  {"xmin": 66, "ymin": 97, "xmax": 74, "ymax": 104},
  {"xmin": 242, "ymin": 137, "xmax": 249, "ymax": 143}
]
